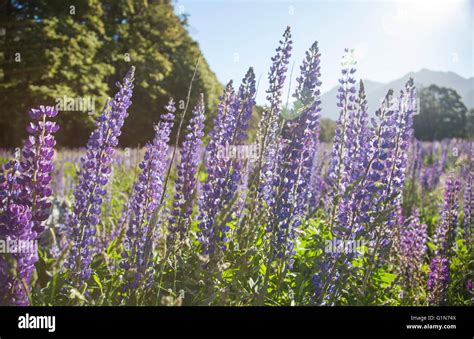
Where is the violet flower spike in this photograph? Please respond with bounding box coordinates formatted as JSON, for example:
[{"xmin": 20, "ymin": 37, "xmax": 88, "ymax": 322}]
[
  {"xmin": 66, "ymin": 67, "xmax": 135, "ymax": 285},
  {"xmin": 256, "ymin": 26, "xmax": 293, "ymax": 209},
  {"xmin": 0, "ymin": 105, "xmax": 59, "ymax": 305},
  {"xmin": 120, "ymin": 99, "xmax": 175, "ymax": 292},
  {"xmin": 270, "ymin": 40, "xmax": 322, "ymax": 264},
  {"xmin": 168, "ymin": 95, "xmax": 205, "ymax": 244}
]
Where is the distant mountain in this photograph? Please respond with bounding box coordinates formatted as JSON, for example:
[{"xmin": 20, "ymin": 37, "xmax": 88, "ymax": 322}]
[{"xmin": 320, "ymin": 69, "xmax": 474, "ymax": 120}]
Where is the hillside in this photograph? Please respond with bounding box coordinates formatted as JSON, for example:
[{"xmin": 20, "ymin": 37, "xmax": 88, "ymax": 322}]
[{"xmin": 321, "ymin": 69, "xmax": 473, "ymax": 119}]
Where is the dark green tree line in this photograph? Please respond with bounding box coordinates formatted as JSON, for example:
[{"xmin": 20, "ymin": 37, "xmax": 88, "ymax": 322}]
[
  {"xmin": 414, "ymin": 84, "xmax": 468, "ymax": 141},
  {"xmin": 0, "ymin": 0, "xmax": 222, "ymax": 147}
]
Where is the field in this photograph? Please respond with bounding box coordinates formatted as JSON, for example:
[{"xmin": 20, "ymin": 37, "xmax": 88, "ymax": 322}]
[{"xmin": 0, "ymin": 28, "xmax": 472, "ymax": 307}]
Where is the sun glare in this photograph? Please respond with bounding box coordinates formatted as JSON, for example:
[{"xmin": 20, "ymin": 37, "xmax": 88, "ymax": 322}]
[{"xmin": 381, "ymin": 0, "xmax": 467, "ymax": 40}]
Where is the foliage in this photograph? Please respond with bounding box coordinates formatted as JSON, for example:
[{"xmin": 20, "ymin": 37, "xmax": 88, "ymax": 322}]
[
  {"xmin": 0, "ymin": 27, "xmax": 472, "ymax": 307},
  {"xmin": 0, "ymin": 0, "xmax": 222, "ymax": 147},
  {"xmin": 414, "ymin": 85, "xmax": 468, "ymax": 141}
]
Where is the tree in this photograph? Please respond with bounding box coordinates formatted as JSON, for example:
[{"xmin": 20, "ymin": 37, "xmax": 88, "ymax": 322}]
[
  {"xmin": 467, "ymin": 108, "xmax": 474, "ymax": 140},
  {"xmin": 414, "ymin": 85, "xmax": 468, "ymax": 141},
  {"xmin": 0, "ymin": 0, "xmax": 114, "ymax": 147},
  {"xmin": 0, "ymin": 0, "xmax": 222, "ymax": 147},
  {"xmin": 319, "ymin": 118, "xmax": 336, "ymax": 142},
  {"xmin": 101, "ymin": 0, "xmax": 222, "ymax": 145}
]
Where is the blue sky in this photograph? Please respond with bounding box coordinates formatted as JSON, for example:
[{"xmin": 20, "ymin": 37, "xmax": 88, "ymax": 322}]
[{"xmin": 174, "ymin": 0, "xmax": 473, "ymax": 104}]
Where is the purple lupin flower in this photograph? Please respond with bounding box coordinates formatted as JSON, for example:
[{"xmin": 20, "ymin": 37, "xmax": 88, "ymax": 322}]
[
  {"xmin": 427, "ymin": 175, "xmax": 461, "ymax": 305},
  {"xmin": 269, "ymin": 41, "xmax": 322, "ymax": 263},
  {"xmin": 377, "ymin": 80, "xmax": 416, "ymax": 227},
  {"xmin": 326, "ymin": 49, "xmax": 358, "ymax": 210},
  {"xmin": 358, "ymin": 88, "xmax": 396, "ymax": 209},
  {"xmin": 407, "ymin": 139, "xmax": 422, "ymax": 183},
  {"xmin": 360, "ymin": 79, "xmax": 416, "ymax": 238},
  {"xmin": 168, "ymin": 95, "xmax": 205, "ymax": 245},
  {"xmin": 0, "ymin": 105, "xmax": 58, "ymax": 305},
  {"xmin": 313, "ymin": 60, "xmax": 373, "ymax": 303},
  {"xmin": 232, "ymin": 68, "xmax": 257, "ymax": 146},
  {"xmin": 216, "ymin": 68, "xmax": 256, "ymax": 225},
  {"xmin": 335, "ymin": 80, "xmax": 415, "ymax": 300},
  {"xmin": 21, "ymin": 106, "xmax": 59, "ymax": 233},
  {"xmin": 324, "ymin": 52, "xmax": 376, "ymax": 249},
  {"xmin": 0, "ymin": 160, "xmax": 34, "ymax": 306},
  {"xmin": 308, "ymin": 150, "xmax": 328, "ymax": 209},
  {"xmin": 198, "ymin": 82, "xmax": 236, "ymax": 255},
  {"xmin": 221, "ymin": 68, "xmax": 256, "ymax": 223},
  {"xmin": 313, "ymin": 49, "xmax": 359, "ymax": 303},
  {"xmin": 399, "ymin": 209, "xmax": 427, "ymax": 294},
  {"xmin": 427, "ymin": 255, "xmax": 450, "ymax": 305},
  {"xmin": 420, "ymin": 158, "xmax": 444, "ymax": 192},
  {"xmin": 208, "ymin": 70, "xmax": 256, "ymax": 235},
  {"xmin": 66, "ymin": 67, "xmax": 135, "ymax": 285},
  {"xmin": 256, "ymin": 26, "xmax": 293, "ymax": 209},
  {"xmin": 420, "ymin": 165, "xmax": 437, "ymax": 191},
  {"xmin": 198, "ymin": 69, "xmax": 256, "ymax": 255},
  {"xmin": 420, "ymin": 141, "xmax": 448, "ymax": 192},
  {"xmin": 433, "ymin": 176, "xmax": 461, "ymax": 254},
  {"xmin": 463, "ymin": 172, "xmax": 472, "ymax": 242},
  {"xmin": 350, "ymin": 80, "xmax": 372, "ymax": 181},
  {"xmin": 120, "ymin": 99, "xmax": 175, "ymax": 292},
  {"xmin": 335, "ymin": 78, "xmax": 373, "ymax": 238},
  {"xmin": 314, "ymin": 80, "xmax": 416, "ymax": 304},
  {"xmin": 292, "ymin": 41, "xmax": 323, "ymax": 206}
]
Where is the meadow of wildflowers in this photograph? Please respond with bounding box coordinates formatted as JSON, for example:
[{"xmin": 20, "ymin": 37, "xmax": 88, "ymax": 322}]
[{"xmin": 0, "ymin": 27, "xmax": 472, "ymax": 306}]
